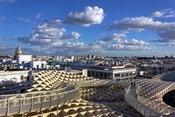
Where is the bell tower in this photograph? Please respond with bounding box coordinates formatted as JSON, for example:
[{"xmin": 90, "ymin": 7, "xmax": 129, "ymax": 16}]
[{"xmin": 15, "ymin": 45, "xmax": 22, "ymax": 56}]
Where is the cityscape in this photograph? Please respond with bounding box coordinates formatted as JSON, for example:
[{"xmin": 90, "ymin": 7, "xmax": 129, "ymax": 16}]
[{"xmin": 1, "ymin": 0, "xmax": 175, "ymax": 117}]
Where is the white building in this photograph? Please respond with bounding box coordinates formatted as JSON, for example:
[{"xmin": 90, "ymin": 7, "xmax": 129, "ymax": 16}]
[
  {"xmin": 15, "ymin": 45, "xmax": 32, "ymax": 64},
  {"xmin": 16, "ymin": 55, "xmax": 32, "ymax": 64},
  {"xmin": 30, "ymin": 61, "xmax": 47, "ymax": 70},
  {"xmin": 14, "ymin": 45, "xmax": 32, "ymax": 69},
  {"xmin": 0, "ymin": 70, "xmax": 33, "ymax": 85},
  {"xmin": 88, "ymin": 65, "xmax": 136, "ymax": 79}
]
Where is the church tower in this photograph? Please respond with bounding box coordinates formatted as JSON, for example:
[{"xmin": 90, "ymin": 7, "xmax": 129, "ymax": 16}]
[{"xmin": 15, "ymin": 45, "xmax": 22, "ymax": 56}]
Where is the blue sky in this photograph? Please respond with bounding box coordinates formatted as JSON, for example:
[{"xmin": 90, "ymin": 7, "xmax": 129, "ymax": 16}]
[{"xmin": 0, "ymin": 0, "xmax": 175, "ymax": 57}]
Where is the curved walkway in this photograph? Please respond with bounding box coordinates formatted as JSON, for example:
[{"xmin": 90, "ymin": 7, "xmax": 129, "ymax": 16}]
[
  {"xmin": 77, "ymin": 77, "xmax": 175, "ymax": 116},
  {"xmin": 0, "ymin": 83, "xmax": 80, "ymax": 116},
  {"xmin": 124, "ymin": 80, "xmax": 175, "ymax": 116},
  {"xmin": 1, "ymin": 70, "xmax": 175, "ymax": 116}
]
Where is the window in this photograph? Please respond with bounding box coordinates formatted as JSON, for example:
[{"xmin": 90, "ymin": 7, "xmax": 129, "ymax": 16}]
[{"xmin": 21, "ymin": 75, "xmax": 24, "ymax": 80}]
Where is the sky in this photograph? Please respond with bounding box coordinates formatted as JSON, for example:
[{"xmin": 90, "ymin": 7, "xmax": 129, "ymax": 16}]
[{"xmin": 0, "ymin": 0, "xmax": 175, "ymax": 57}]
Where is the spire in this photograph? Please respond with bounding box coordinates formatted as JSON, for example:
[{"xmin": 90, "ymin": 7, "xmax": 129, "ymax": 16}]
[
  {"xmin": 15, "ymin": 44, "xmax": 22, "ymax": 55},
  {"xmin": 17, "ymin": 44, "xmax": 20, "ymax": 50}
]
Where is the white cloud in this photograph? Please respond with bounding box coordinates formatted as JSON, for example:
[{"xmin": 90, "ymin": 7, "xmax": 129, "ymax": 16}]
[
  {"xmin": 36, "ymin": 13, "xmax": 42, "ymax": 18},
  {"xmin": 105, "ymin": 43, "xmax": 151, "ymax": 51},
  {"xmin": 108, "ymin": 15, "xmax": 175, "ymax": 43},
  {"xmin": 90, "ymin": 33, "xmax": 151, "ymax": 51},
  {"xmin": 109, "ymin": 16, "xmax": 175, "ymax": 31},
  {"xmin": 43, "ymin": 18, "xmax": 62, "ymax": 27},
  {"xmin": 106, "ymin": 39, "xmax": 150, "ymax": 51},
  {"xmin": 16, "ymin": 13, "xmax": 154, "ymax": 56},
  {"xmin": 18, "ymin": 19, "xmax": 81, "ymax": 47},
  {"xmin": 17, "ymin": 17, "xmax": 31, "ymax": 23},
  {"xmin": 64, "ymin": 6, "xmax": 105, "ymax": 26},
  {"xmin": 100, "ymin": 33, "xmax": 126, "ymax": 42},
  {"xmin": 17, "ymin": 27, "xmax": 150, "ymax": 55},
  {"xmin": 90, "ymin": 33, "xmax": 126, "ymax": 46},
  {"xmin": 120, "ymin": 39, "xmax": 148, "ymax": 45},
  {"xmin": 152, "ymin": 9, "xmax": 175, "ymax": 18},
  {"xmin": 152, "ymin": 11, "xmax": 164, "ymax": 18},
  {"xmin": 62, "ymin": 32, "xmax": 81, "ymax": 40},
  {"xmin": 16, "ymin": 18, "xmax": 87, "ymax": 55}
]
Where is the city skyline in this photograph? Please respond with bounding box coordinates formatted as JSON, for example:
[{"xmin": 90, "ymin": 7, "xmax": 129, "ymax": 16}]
[{"xmin": 0, "ymin": 0, "xmax": 175, "ymax": 57}]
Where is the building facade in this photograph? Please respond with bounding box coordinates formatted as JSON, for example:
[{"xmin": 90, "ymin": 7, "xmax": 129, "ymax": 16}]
[
  {"xmin": 88, "ymin": 65, "xmax": 136, "ymax": 79},
  {"xmin": 30, "ymin": 61, "xmax": 47, "ymax": 70}
]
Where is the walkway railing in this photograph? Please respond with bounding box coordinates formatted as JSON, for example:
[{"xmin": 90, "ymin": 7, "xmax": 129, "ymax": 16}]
[
  {"xmin": 0, "ymin": 83, "xmax": 80, "ymax": 116},
  {"xmin": 124, "ymin": 92, "xmax": 161, "ymax": 117},
  {"xmin": 76, "ymin": 79, "xmax": 130, "ymax": 87},
  {"xmin": 125, "ymin": 83, "xmax": 174, "ymax": 116},
  {"xmin": 137, "ymin": 94, "xmax": 170, "ymax": 115},
  {"xmin": 1, "ymin": 72, "xmax": 175, "ymax": 116}
]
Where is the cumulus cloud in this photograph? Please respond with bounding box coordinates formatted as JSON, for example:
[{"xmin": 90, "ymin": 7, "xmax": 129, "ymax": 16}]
[
  {"xmin": 105, "ymin": 39, "xmax": 150, "ymax": 51},
  {"xmin": 152, "ymin": 11, "xmax": 164, "ymax": 18},
  {"xmin": 17, "ymin": 17, "xmax": 31, "ymax": 23},
  {"xmin": 109, "ymin": 16, "xmax": 175, "ymax": 31},
  {"xmin": 106, "ymin": 43, "xmax": 151, "ymax": 51},
  {"xmin": 0, "ymin": 0, "xmax": 15, "ymax": 2},
  {"xmin": 108, "ymin": 13, "xmax": 175, "ymax": 43},
  {"xmin": 16, "ymin": 11, "xmax": 154, "ymax": 56},
  {"xmin": 100, "ymin": 33, "xmax": 126, "ymax": 42},
  {"xmin": 17, "ymin": 19, "xmax": 81, "ymax": 47},
  {"xmin": 90, "ymin": 33, "xmax": 126, "ymax": 46},
  {"xmin": 36, "ymin": 13, "xmax": 42, "ymax": 18},
  {"xmin": 61, "ymin": 32, "xmax": 81, "ymax": 40},
  {"xmin": 0, "ymin": 16, "xmax": 6, "ymax": 21},
  {"xmin": 16, "ymin": 17, "xmax": 92, "ymax": 55},
  {"xmin": 42, "ymin": 18, "xmax": 62, "ymax": 27},
  {"xmin": 152, "ymin": 9, "xmax": 175, "ymax": 18},
  {"xmin": 51, "ymin": 42, "xmax": 104, "ymax": 56},
  {"xmin": 64, "ymin": 6, "xmax": 105, "ymax": 26},
  {"xmin": 118, "ymin": 39, "xmax": 148, "ymax": 45},
  {"xmin": 90, "ymin": 33, "xmax": 151, "ymax": 51},
  {"xmin": 17, "ymin": 28, "xmax": 150, "ymax": 55}
]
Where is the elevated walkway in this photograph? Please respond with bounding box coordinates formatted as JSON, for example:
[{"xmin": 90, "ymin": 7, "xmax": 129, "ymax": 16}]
[
  {"xmin": 1, "ymin": 70, "xmax": 175, "ymax": 116},
  {"xmin": 0, "ymin": 84, "xmax": 80, "ymax": 116}
]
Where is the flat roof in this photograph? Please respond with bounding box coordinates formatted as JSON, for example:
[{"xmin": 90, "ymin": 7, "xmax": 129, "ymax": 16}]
[{"xmin": 92, "ymin": 65, "xmax": 135, "ymax": 70}]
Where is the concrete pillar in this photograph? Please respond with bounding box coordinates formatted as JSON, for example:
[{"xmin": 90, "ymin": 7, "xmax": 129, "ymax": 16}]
[
  {"xmin": 113, "ymin": 73, "xmax": 115, "ymax": 79},
  {"xmin": 6, "ymin": 99, "xmax": 9, "ymax": 115},
  {"xmin": 82, "ymin": 69, "xmax": 88, "ymax": 77}
]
